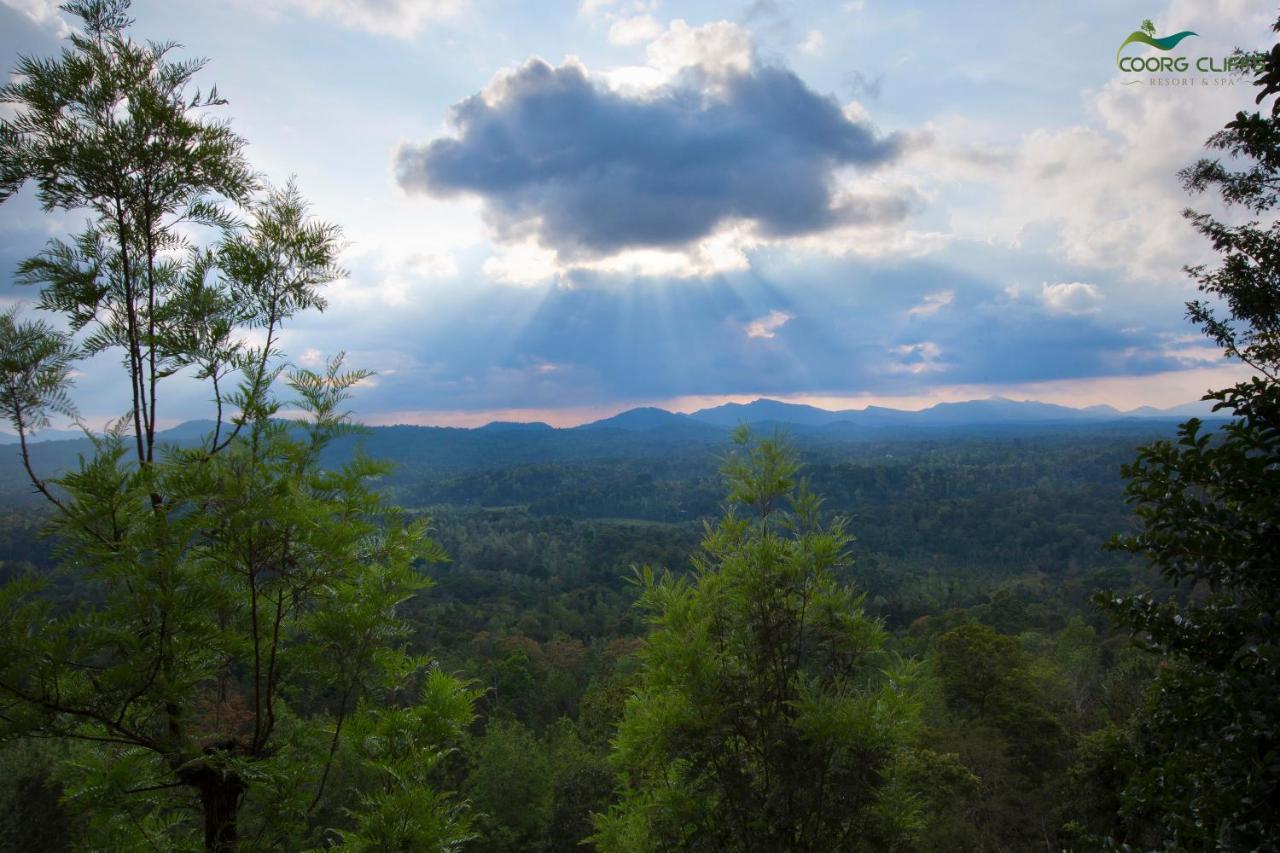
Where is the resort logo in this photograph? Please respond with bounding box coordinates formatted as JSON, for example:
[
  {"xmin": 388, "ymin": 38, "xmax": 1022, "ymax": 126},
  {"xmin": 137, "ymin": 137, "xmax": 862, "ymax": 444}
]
[
  {"xmin": 1116, "ymin": 20, "xmax": 1197, "ymax": 64},
  {"xmin": 1115, "ymin": 18, "xmax": 1263, "ymax": 82}
]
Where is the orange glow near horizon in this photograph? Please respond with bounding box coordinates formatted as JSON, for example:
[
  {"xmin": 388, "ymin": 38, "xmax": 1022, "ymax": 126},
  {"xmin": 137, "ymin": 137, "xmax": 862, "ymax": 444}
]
[
  {"xmin": 49, "ymin": 365, "xmax": 1254, "ymax": 433},
  {"xmin": 356, "ymin": 364, "xmax": 1254, "ymax": 429}
]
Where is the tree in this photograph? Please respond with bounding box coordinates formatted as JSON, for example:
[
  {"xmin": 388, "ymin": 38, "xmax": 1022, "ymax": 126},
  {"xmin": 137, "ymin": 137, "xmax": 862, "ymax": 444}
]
[
  {"xmin": 930, "ymin": 623, "xmax": 1070, "ymax": 849},
  {"xmin": 464, "ymin": 718, "xmax": 554, "ymax": 852},
  {"xmin": 1097, "ymin": 17, "xmax": 1280, "ymax": 850},
  {"xmin": 592, "ymin": 430, "xmax": 932, "ymax": 852},
  {"xmin": 0, "ymin": 2, "xmax": 472, "ymax": 848}
]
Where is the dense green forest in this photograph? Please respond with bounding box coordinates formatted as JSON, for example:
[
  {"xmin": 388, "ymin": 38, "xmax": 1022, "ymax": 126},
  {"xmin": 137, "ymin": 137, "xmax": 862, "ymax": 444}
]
[
  {"xmin": 0, "ymin": 426, "xmax": 1207, "ymax": 850},
  {"xmin": 0, "ymin": 2, "xmax": 1277, "ymax": 850}
]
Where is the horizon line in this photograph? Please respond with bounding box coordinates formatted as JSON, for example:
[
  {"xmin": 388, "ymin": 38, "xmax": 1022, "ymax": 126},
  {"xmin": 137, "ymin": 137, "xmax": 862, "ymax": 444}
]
[
  {"xmin": 356, "ymin": 365, "xmax": 1249, "ymax": 429},
  {"xmin": 12, "ymin": 365, "xmax": 1251, "ymax": 434}
]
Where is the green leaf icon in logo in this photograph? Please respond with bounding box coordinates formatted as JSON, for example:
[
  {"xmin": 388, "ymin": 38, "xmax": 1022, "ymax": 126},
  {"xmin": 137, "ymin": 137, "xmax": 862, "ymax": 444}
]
[{"xmin": 1117, "ymin": 22, "xmax": 1198, "ymax": 61}]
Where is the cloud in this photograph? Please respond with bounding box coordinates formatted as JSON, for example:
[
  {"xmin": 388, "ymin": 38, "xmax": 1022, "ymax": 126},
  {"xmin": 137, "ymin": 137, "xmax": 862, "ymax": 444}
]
[
  {"xmin": 745, "ymin": 309, "xmax": 794, "ymax": 339},
  {"xmin": 186, "ymin": 242, "xmax": 1210, "ymax": 418},
  {"xmin": 798, "ymin": 29, "xmax": 825, "ymax": 56},
  {"xmin": 394, "ymin": 36, "xmax": 905, "ymax": 264},
  {"xmin": 481, "ymin": 241, "xmax": 559, "ymax": 286},
  {"xmin": 1154, "ymin": 332, "xmax": 1224, "ymax": 367},
  {"xmin": 908, "ymin": 0, "xmax": 1274, "ymax": 280},
  {"xmin": 330, "ymin": 229, "xmax": 469, "ymax": 310},
  {"xmin": 0, "ymin": 0, "xmax": 68, "ymax": 34},
  {"xmin": 892, "ymin": 341, "xmax": 945, "ymax": 374},
  {"xmin": 644, "ymin": 19, "xmax": 755, "ymax": 78},
  {"xmin": 1041, "ymin": 282, "xmax": 1103, "ymax": 315},
  {"xmin": 843, "ymin": 71, "xmax": 883, "ymax": 101},
  {"xmin": 446, "ymin": 256, "xmax": 1189, "ymax": 406},
  {"xmin": 609, "ymin": 14, "xmax": 663, "ymax": 45},
  {"xmin": 907, "ymin": 289, "xmax": 953, "ymax": 316},
  {"xmin": 578, "ymin": 0, "xmax": 619, "ymax": 16},
  {"xmin": 254, "ymin": 0, "xmax": 464, "ymax": 37}
]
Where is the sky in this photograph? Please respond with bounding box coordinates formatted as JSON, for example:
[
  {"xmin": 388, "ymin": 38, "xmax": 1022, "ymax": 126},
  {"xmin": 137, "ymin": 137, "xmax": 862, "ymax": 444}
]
[{"xmin": 0, "ymin": 0, "xmax": 1271, "ymax": 427}]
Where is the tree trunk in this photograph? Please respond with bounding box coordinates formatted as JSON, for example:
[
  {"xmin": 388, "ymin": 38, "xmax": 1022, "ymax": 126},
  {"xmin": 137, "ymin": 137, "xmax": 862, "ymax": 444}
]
[
  {"xmin": 199, "ymin": 772, "xmax": 245, "ymax": 852},
  {"xmin": 179, "ymin": 758, "xmax": 246, "ymax": 853}
]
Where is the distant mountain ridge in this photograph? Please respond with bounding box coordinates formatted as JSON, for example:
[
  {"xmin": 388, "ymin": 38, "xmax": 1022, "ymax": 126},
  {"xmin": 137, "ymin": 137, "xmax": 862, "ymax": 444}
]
[
  {"xmin": 0, "ymin": 428, "xmax": 88, "ymax": 445},
  {"xmin": 578, "ymin": 407, "xmax": 697, "ymax": 431},
  {"xmin": 477, "ymin": 421, "xmax": 554, "ymax": 432},
  {"xmin": 0, "ymin": 397, "xmax": 1230, "ymax": 502},
  {"xmin": 1, "ymin": 396, "xmax": 1220, "ymax": 446},
  {"xmin": 632, "ymin": 395, "xmax": 1217, "ymax": 432}
]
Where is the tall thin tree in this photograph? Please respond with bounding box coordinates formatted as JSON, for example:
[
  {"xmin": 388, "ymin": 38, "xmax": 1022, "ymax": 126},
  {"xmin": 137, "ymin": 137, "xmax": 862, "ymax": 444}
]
[{"xmin": 0, "ymin": 2, "xmax": 474, "ymax": 848}]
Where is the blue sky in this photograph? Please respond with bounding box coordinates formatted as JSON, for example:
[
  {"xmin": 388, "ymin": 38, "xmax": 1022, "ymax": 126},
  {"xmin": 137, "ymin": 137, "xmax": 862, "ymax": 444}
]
[{"xmin": 0, "ymin": 0, "xmax": 1269, "ymax": 426}]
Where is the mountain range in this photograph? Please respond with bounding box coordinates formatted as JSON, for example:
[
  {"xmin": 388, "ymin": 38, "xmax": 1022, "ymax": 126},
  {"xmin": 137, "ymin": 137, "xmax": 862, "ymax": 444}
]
[
  {"xmin": 576, "ymin": 396, "xmax": 1217, "ymax": 432},
  {"xmin": 0, "ymin": 396, "xmax": 1219, "ymax": 445}
]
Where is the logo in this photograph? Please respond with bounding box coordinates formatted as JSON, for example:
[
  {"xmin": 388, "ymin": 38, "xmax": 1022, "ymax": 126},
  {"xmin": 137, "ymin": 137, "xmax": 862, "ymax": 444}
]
[
  {"xmin": 1114, "ymin": 18, "xmax": 1263, "ymax": 81},
  {"xmin": 1116, "ymin": 20, "xmax": 1197, "ymax": 63}
]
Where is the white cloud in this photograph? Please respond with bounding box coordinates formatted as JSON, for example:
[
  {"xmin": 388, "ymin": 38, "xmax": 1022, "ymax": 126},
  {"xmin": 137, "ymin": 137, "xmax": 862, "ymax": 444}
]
[
  {"xmin": 481, "ymin": 241, "xmax": 559, "ymax": 287},
  {"xmin": 1156, "ymin": 333, "xmax": 1224, "ymax": 367},
  {"xmin": 786, "ymin": 223, "xmax": 952, "ymax": 260},
  {"xmin": 922, "ymin": 0, "xmax": 1269, "ymax": 279},
  {"xmin": 1, "ymin": 0, "xmax": 69, "ymax": 33},
  {"xmin": 601, "ymin": 64, "xmax": 669, "ymax": 94},
  {"xmin": 891, "ymin": 341, "xmax": 946, "ymax": 374},
  {"xmin": 318, "ymin": 180, "xmax": 483, "ymax": 308},
  {"xmin": 798, "ymin": 29, "xmax": 825, "ymax": 56},
  {"xmin": 574, "ymin": 231, "xmax": 752, "ymax": 278},
  {"xmin": 907, "ymin": 290, "xmax": 954, "ymax": 317},
  {"xmin": 745, "ymin": 310, "xmax": 795, "ymax": 340},
  {"xmin": 609, "ymin": 14, "xmax": 663, "ymax": 45},
  {"xmin": 600, "ymin": 19, "xmax": 754, "ymax": 94},
  {"xmin": 376, "ymin": 274, "xmax": 414, "ymax": 306},
  {"xmin": 841, "ymin": 101, "xmax": 872, "ymax": 124},
  {"xmin": 579, "ymin": 0, "xmax": 618, "ymax": 16},
  {"xmin": 253, "ymin": 0, "xmax": 465, "ymax": 37},
  {"xmin": 401, "ymin": 249, "xmax": 458, "ymax": 279},
  {"xmin": 646, "ymin": 19, "xmax": 754, "ymax": 79},
  {"xmin": 1041, "ymin": 282, "xmax": 1103, "ymax": 315},
  {"xmin": 869, "ymin": 0, "xmax": 1273, "ymax": 282},
  {"xmin": 297, "ymin": 347, "xmax": 326, "ymax": 368},
  {"xmin": 480, "ymin": 224, "xmax": 756, "ymax": 283},
  {"xmin": 327, "ymin": 236, "xmax": 467, "ymax": 309}
]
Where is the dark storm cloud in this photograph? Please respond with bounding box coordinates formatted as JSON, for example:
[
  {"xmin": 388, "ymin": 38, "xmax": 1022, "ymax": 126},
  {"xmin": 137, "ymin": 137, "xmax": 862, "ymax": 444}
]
[{"xmin": 394, "ymin": 58, "xmax": 906, "ymax": 257}]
